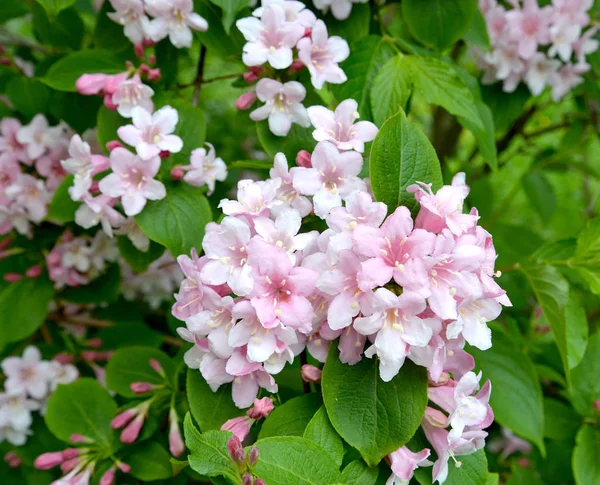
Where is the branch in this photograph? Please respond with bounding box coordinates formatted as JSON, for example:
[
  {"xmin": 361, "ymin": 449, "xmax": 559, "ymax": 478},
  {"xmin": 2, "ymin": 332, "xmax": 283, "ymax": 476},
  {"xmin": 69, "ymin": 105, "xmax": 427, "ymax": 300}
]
[
  {"xmin": 523, "ymin": 122, "xmax": 571, "ymax": 139},
  {"xmin": 496, "ymin": 105, "xmax": 536, "ymax": 153},
  {"xmin": 192, "ymin": 45, "xmax": 207, "ymax": 107}
]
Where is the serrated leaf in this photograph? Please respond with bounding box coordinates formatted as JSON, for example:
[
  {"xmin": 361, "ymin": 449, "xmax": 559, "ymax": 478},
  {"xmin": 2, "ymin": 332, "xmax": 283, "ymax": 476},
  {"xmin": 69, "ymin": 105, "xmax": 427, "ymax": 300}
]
[
  {"xmin": 259, "ymin": 393, "xmax": 322, "ymax": 439},
  {"xmin": 369, "ymin": 108, "xmax": 442, "ymax": 214},
  {"xmin": 370, "ymin": 55, "xmax": 412, "ymax": 127},
  {"xmin": 322, "ymin": 345, "xmax": 428, "ymax": 467},
  {"xmin": 303, "ymin": 406, "xmax": 344, "ymax": 467},
  {"xmin": 209, "ymin": 0, "xmax": 249, "ymax": 33}
]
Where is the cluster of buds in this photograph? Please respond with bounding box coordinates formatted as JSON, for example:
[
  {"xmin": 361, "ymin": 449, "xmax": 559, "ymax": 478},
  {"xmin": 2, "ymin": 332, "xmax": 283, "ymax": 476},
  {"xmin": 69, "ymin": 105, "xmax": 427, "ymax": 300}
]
[{"xmin": 227, "ymin": 435, "xmax": 264, "ymax": 485}]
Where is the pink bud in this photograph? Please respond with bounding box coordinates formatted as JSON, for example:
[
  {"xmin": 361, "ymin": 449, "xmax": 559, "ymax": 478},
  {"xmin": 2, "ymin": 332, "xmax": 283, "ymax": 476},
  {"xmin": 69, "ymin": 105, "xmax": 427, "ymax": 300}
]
[
  {"xmin": 0, "ymin": 58, "xmax": 11, "ymax": 66},
  {"xmin": 91, "ymin": 154, "xmax": 111, "ymax": 174},
  {"xmin": 250, "ymin": 66, "xmax": 263, "ymax": 75},
  {"xmin": 3, "ymin": 273, "xmax": 22, "ymax": 282},
  {"xmin": 60, "ymin": 458, "xmax": 79, "ymax": 474},
  {"xmin": 47, "ymin": 251, "xmax": 61, "ymax": 265},
  {"xmin": 594, "ymin": 400, "xmax": 600, "ymax": 411},
  {"xmin": 169, "ymin": 417, "xmax": 185, "ymax": 457},
  {"xmin": 134, "ymin": 43, "xmax": 145, "ymax": 58},
  {"xmin": 296, "ymin": 150, "xmax": 312, "ymax": 168},
  {"xmin": 235, "ymin": 92, "xmax": 257, "ymax": 111},
  {"xmin": 243, "ymin": 71, "xmax": 259, "ymax": 83},
  {"xmin": 227, "ymin": 435, "xmax": 244, "ymax": 462},
  {"xmin": 289, "ymin": 60, "xmax": 304, "ymax": 73},
  {"xmin": 139, "ymin": 64, "xmax": 150, "ymax": 74},
  {"xmin": 4, "ymin": 452, "xmax": 17, "ymax": 464},
  {"xmin": 0, "ymin": 237, "xmax": 13, "ymax": 252},
  {"xmin": 76, "ymin": 73, "xmax": 108, "ymax": 95},
  {"xmin": 103, "ymin": 94, "xmax": 117, "ymax": 110},
  {"xmin": 247, "ymin": 397, "xmax": 274, "ymax": 420},
  {"xmin": 69, "ymin": 434, "xmax": 90, "ymax": 443},
  {"xmin": 517, "ymin": 457, "xmax": 530, "ymax": 468},
  {"xmin": 120, "ymin": 413, "xmax": 145, "ymax": 444},
  {"xmin": 100, "ymin": 467, "xmax": 116, "ymax": 485},
  {"xmin": 130, "ymin": 381, "xmax": 156, "ymax": 394},
  {"xmin": 171, "ymin": 167, "xmax": 185, "ymax": 181},
  {"xmin": 148, "ymin": 54, "xmax": 156, "ymax": 66},
  {"xmin": 303, "ymin": 27, "xmax": 312, "ymax": 37},
  {"xmin": 62, "ymin": 448, "xmax": 80, "ymax": 460},
  {"xmin": 101, "ymin": 350, "xmax": 115, "ymax": 360},
  {"xmin": 148, "ymin": 68, "xmax": 161, "ymax": 81},
  {"xmin": 53, "ymin": 354, "xmax": 73, "ymax": 365},
  {"xmin": 106, "ymin": 140, "xmax": 123, "ymax": 152},
  {"xmin": 87, "ymin": 338, "xmax": 103, "ymax": 349},
  {"xmin": 149, "ymin": 358, "xmax": 165, "ymax": 377},
  {"xmin": 111, "ymin": 408, "xmax": 137, "ymax": 429},
  {"xmin": 125, "ymin": 61, "xmax": 135, "ymax": 70},
  {"xmin": 81, "ymin": 350, "xmax": 97, "ymax": 361},
  {"xmin": 255, "ymin": 479, "xmax": 266, "ymax": 485},
  {"xmin": 221, "ymin": 416, "xmax": 253, "ymax": 442},
  {"xmin": 118, "ymin": 462, "xmax": 132, "ymax": 473},
  {"xmin": 242, "ymin": 474, "xmax": 254, "ymax": 485},
  {"xmin": 301, "ymin": 364, "xmax": 322, "ymax": 383},
  {"xmin": 0, "ymin": 44, "xmax": 5, "ymax": 54},
  {"xmin": 142, "ymin": 38, "xmax": 155, "ymax": 47},
  {"xmin": 159, "ymin": 150, "xmax": 170, "ymax": 159},
  {"xmin": 4, "ymin": 452, "xmax": 21, "ymax": 468},
  {"xmin": 25, "ymin": 265, "xmax": 42, "ymax": 278},
  {"xmin": 249, "ymin": 446, "xmax": 259, "ymax": 466}
]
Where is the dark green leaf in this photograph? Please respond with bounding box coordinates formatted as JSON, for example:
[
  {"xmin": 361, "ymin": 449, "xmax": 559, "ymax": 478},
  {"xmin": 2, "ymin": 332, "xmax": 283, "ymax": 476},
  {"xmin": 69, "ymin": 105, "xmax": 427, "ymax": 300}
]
[
  {"xmin": 369, "ymin": 108, "xmax": 443, "ymax": 214},
  {"xmin": 570, "ymin": 332, "xmax": 600, "ymax": 417},
  {"xmin": 35, "ymin": 0, "xmax": 76, "ymax": 18},
  {"xmin": 322, "ymin": 345, "xmax": 428, "ymax": 467},
  {"xmin": 522, "ymin": 172, "xmax": 556, "ymax": 222},
  {"xmin": 340, "ymin": 460, "xmax": 379, "ymax": 485},
  {"xmin": 47, "ymin": 175, "xmax": 78, "ymax": 223},
  {"xmin": 463, "ymin": 9, "xmax": 490, "ymax": 48},
  {"xmin": 50, "ymin": 91, "xmax": 103, "ymax": 133},
  {"xmin": 256, "ymin": 121, "xmax": 316, "ymax": 162},
  {"xmin": 116, "ymin": 236, "xmax": 165, "ymax": 273},
  {"xmin": 97, "ymin": 105, "xmax": 126, "ymax": 153},
  {"xmin": 303, "ymin": 406, "xmax": 344, "ymax": 467},
  {"xmin": 59, "ymin": 264, "xmax": 121, "ymax": 304},
  {"xmin": 259, "ymin": 393, "xmax": 322, "ymax": 439},
  {"xmin": 543, "ymin": 398, "xmax": 581, "ymax": 441},
  {"xmin": 0, "ymin": 0, "xmax": 30, "ymax": 23},
  {"xmin": 32, "ymin": 4, "xmax": 84, "ymax": 50},
  {"xmin": 97, "ymin": 322, "xmax": 164, "ymax": 349},
  {"xmin": 7, "ymin": 77, "xmax": 51, "ymax": 119},
  {"xmin": 93, "ymin": 0, "xmax": 132, "ymax": 51},
  {"xmin": 481, "ymin": 84, "xmax": 531, "ymax": 135},
  {"xmin": 127, "ymin": 441, "xmax": 174, "ymax": 481},
  {"xmin": 169, "ymin": 100, "xmax": 207, "ymax": 168},
  {"xmin": 327, "ymin": 3, "xmax": 370, "ymax": 43},
  {"xmin": 209, "ymin": 0, "xmax": 249, "ymax": 33}
]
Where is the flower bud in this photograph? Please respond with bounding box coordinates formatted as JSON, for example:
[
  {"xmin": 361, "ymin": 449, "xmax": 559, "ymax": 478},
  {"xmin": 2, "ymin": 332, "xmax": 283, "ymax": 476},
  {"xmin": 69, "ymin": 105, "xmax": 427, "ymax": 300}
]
[
  {"xmin": 87, "ymin": 338, "xmax": 103, "ymax": 348},
  {"xmin": 121, "ymin": 413, "xmax": 145, "ymax": 444},
  {"xmin": 69, "ymin": 433, "xmax": 90, "ymax": 443},
  {"xmin": 148, "ymin": 68, "xmax": 161, "ymax": 81},
  {"xmin": 296, "ymin": 150, "xmax": 312, "ymax": 168},
  {"xmin": 0, "ymin": 237, "xmax": 13, "ymax": 252},
  {"xmin": 249, "ymin": 446, "xmax": 259, "ymax": 467},
  {"xmin": 235, "ymin": 92, "xmax": 257, "ymax": 111},
  {"xmin": 3, "ymin": 273, "xmax": 22, "ymax": 282},
  {"xmin": 103, "ymin": 94, "xmax": 118, "ymax": 110},
  {"xmin": 118, "ymin": 461, "xmax": 132, "ymax": 473},
  {"xmin": 142, "ymin": 38, "xmax": 155, "ymax": 47},
  {"xmin": 106, "ymin": 140, "xmax": 124, "ymax": 152},
  {"xmin": 4, "ymin": 451, "xmax": 21, "ymax": 468},
  {"xmin": 227, "ymin": 435, "xmax": 244, "ymax": 463},
  {"xmin": 243, "ymin": 71, "xmax": 259, "ymax": 83},
  {"xmin": 134, "ymin": 44, "xmax": 145, "ymax": 58},
  {"xmin": 139, "ymin": 63, "xmax": 150, "ymax": 74},
  {"xmin": 130, "ymin": 381, "xmax": 156, "ymax": 394},
  {"xmin": 594, "ymin": 400, "xmax": 600, "ymax": 411},
  {"xmin": 171, "ymin": 167, "xmax": 185, "ymax": 181},
  {"xmin": 247, "ymin": 397, "xmax": 274, "ymax": 420},
  {"xmin": 60, "ymin": 458, "xmax": 79, "ymax": 473},
  {"xmin": 100, "ymin": 467, "xmax": 116, "ymax": 485},
  {"xmin": 303, "ymin": 27, "xmax": 312, "ymax": 37},
  {"xmin": 221, "ymin": 416, "xmax": 253, "ymax": 442},
  {"xmin": 0, "ymin": 57, "xmax": 11, "ymax": 66},
  {"xmin": 149, "ymin": 358, "xmax": 165, "ymax": 377},
  {"xmin": 301, "ymin": 364, "xmax": 322, "ymax": 383},
  {"xmin": 148, "ymin": 54, "xmax": 156, "ymax": 66},
  {"xmin": 81, "ymin": 350, "xmax": 98, "ymax": 361},
  {"xmin": 159, "ymin": 150, "xmax": 171, "ymax": 159},
  {"xmin": 169, "ymin": 413, "xmax": 185, "ymax": 457},
  {"xmin": 76, "ymin": 73, "xmax": 108, "ymax": 95},
  {"xmin": 25, "ymin": 265, "xmax": 42, "ymax": 278},
  {"xmin": 289, "ymin": 60, "xmax": 304, "ymax": 73},
  {"xmin": 111, "ymin": 408, "xmax": 136, "ymax": 429},
  {"xmin": 34, "ymin": 451, "xmax": 64, "ymax": 470},
  {"xmin": 255, "ymin": 479, "xmax": 266, "ymax": 485},
  {"xmin": 517, "ymin": 457, "xmax": 530, "ymax": 468},
  {"xmin": 242, "ymin": 473, "xmax": 254, "ymax": 485}
]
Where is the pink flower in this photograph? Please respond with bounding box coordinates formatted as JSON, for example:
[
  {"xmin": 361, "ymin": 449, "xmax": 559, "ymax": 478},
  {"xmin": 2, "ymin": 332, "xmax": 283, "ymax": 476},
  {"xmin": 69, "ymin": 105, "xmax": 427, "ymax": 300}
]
[
  {"xmin": 326, "ymin": 191, "xmax": 387, "ymax": 233},
  {"xmin": 5, "ymin": 174, "xmax": 51, "ymax": 223},
  {"xmin": 312, "ymin": 0, "xmax": 366, "ymax": 21},
  {"xmin": 168, "ymin": 409, "xmax": 185, "ymax": 456},
  {"xmin": 117, "ymin": 106, "xmax": 183, "ymax": 160},
  {"xmin": 352, "ymin": 206, "xmax": 435, "ymax": 291},
  {"xmin": 446, "ymin": 297, "xmax": 502, "ymax": 350},
  {"xmin": 505, "ymin": 0, "xmax": 552, "ymax": 59},
  {"xmin": 16, "ymin": 115, "xmax": 52, "ymax": 160},
  {"xmin": 252, "ymin": 0, "xmax": 316, "ymax": 28},
  {"xmin": 2, "ymin": 346, "xmax": 51, "ymax": 400},
  {"xmin": 250, "ymin": 79, "xmax": 310, "ymax": 137},
  {"xmin": 292, "ymin": 141, "xmax": 365, "ymax": 218},
  {"xmin": 524, "ymin": 53, "xmax": 561, "ymax": 96},
  {"xmin": 98, "ymin": 148, "xmax": 166, "ymax": 216},
  {"xmin": 307, "ymin": 100, "xmax": 378, "ymax": 152},
  {"xmin": 183, "ymin": 143, "xmax": 228, "ymax": 194},
  {"xmin": 297, "ymin": 20, "xmax": 349, "ymax": 89},
  {"xmin": 387, "ymin": 446, "xmax": 432, "ymax": 484},
  {"xmin": 270, "ymin": 153, "xmax": 312, "ymax": 217},
  {"xmin": 61, "ymin": 135, "xmax": 110, "ymax": 201},
  {"xmin": 35, "ymin": 146, "xmax": 69, "ymax": 191},
  {"xmin": 354, "ymin": 289, "xmax": 433, "ymax": 381},
  {"xmin": 114, "ymin": 217, "xmax": 150, "ymax": 251},
  {"xmin": 221, "ymin": 415, "xmax": 254, "ymax": 441},
  {"xmin": 145, "ymin": 0, "xmax": 208, "ymax": 48},
  {"xmin": 75, "ymin": 73, "xmax": 110, "ymax": 95},
  {"xmin": 111, "ymin": 76, "xmax": 154, "ymax": 118},
  {"xmin": 0, "ymin": 118, "xmax": 29, "ymax": 164},
  {"xmin": 219, "ymin": 178, "xmax": 282, "ymax": 218},
  {"xmin": 488, "ymin": 428, "xmax": 532, "ymax": 459},
  {"xmin": 236, "ymin": 4, "xmax": 304, "ymax": 69},
  {"xmin": 548, "ymin": 22, "xmax": 581, "ymax": 62},
  {"xmin": 74, "ymin": 194, "xmax": 125, "ymax": 237},
  {"xmin": 107, "ymin": 0, "xmax": 150, "ymax": 44},
  {"xmin": 550, "ymin": 63, "xmax": 587, "ymax": 101}
]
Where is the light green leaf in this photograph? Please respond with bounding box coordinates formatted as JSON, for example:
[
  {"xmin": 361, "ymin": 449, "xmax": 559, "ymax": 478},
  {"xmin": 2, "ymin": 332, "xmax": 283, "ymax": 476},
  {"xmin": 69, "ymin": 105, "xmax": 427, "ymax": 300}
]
[
  {"xmin": 402, "ymin": 0, "xmax": 477, "ymax": 51},
  {"xmin": 573, "ymin": 425, "xmax": 600, "ymax": 485},
  {"xmin": 47, "ymin": 175, "xmax": 78, "ymax": 223},
  {"xmin": 522, "ymin": 172, "xmax": 556, "ymax": 222},
  {"xmin": 303, "ymin": 406, "xmax": 344, "ymax": 467},
  {"xmin": 572, "ymin": 218, "xmax": 600, "ymax": 295},
  {"xmin": 127, "ymin": 441, "xmax": 173, "ymax": 481},
  {"xmin": 370, "ymin": 55, "xmax": 412, "ymax": 127},
  {"xmin": 331, "ymin": 36, "xmax": 396, "ymax": 121},
  {"xmin": 209, "ymin": 0, "xmax": 249, "ymax": 33},
  {"xmin": 252, "ymin": 436, "xmax": 342, "ymax": 485},
  {"xmin": 43, "ymin": 49, "xmax": 123, "ymax": 91},
  {"xmin": 414, "ymin": 449, "xmax": 490, "ymax": 485},
  {"xmin": 259, "ymin": 393, "xmax": 322, "ymax": 439},
  {"xmin": 106, "ymin": 346, "xmax": 175, "ymax": 397},
  {"xmin": 570, "ymin": 332, "xmax": 600, "ymax": 417},
  {"xmin": 35, "ymin": 0, "xmax": 76, "ymax": 18},
  {"xmin": 470, "ymin": 329, "xmax": 545, "ymax": 454},
  {"xmin": 136, "ymin": 182, "xmax": 212, "ymax": 258},
  {"xmin": 340, "ymin": 460, "xmax": 379, "ymax": 485},
  {"xmin": 187, "ymin": 368, "xmax": 241, "ymax": 432},
  {"xmin": 45, "ymin": 378, "xmax": 117, "ymax": 447},
  {"xmin": 463, "ymin": 9, "xmax": 491, "ymax": 48},
  {"xmin": 369, "ymin": 108, "xmax": 443, "ymax": 214},
  {"xmin": 322, "ymin": 345, "xmax": 428, "ymax": 467}
]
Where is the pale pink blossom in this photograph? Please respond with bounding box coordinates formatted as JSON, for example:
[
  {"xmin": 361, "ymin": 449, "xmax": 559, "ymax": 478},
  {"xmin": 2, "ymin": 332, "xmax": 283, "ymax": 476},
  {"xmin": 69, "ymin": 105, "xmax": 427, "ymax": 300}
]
[
  {"xmin": 219, "ymin": 178, "xmax": 282, "ymax": 217},
  {"xmin": 297, "ymin": 20, "xmax": 349, "ymax": 89},
  {"xmin": 312, "ymin": 0, "xmax": 368, "ymax": 21},
  {"xmin": 145, "ymin": 0, "xmax": 208, "ymax": 48},
  {"xmin": 98, "ymin": 148, "xmax": 165, "ymax": 216},
  {"xmin": 387, "ymin": 447, "xmax": 432, "ymax": 485},
  {"xmin": 111, "ymin": 76, "xmax": 154, "ymax": 118},
  {"xmin": 270, "ymin": 153, "xmax": 312, "ymax": 217},
  {"xmin": 253, "ymin": 0, "xmax": 316, "ymax": 27},
  {"xmin": 2, "ymin": 347, "xmax": 51, "ymax": 400},
  {"xmin": 61, "ymin": 135, "xmax": 110, "ymax": 201},
  {"xmin": 250, "ymin": 79, "xmax": 310, "ymax": 137},
  {"xmin": 16, "ymin": 115, "xmax": 52, "ymax": 160},
  {"xmin": 5, "ymin": 174, "xmax": 51, "ymax": 223},
  {"xmin": 505, "ymin": 0, "xmax": 552, "ymax": 59},
  {"xmin": 524, "ymin": 52, "xmax": 561, "ymax": 96},
  {"xmin": 75, "ymin": 194, "xmax": 126, "ymax": 237},
  {"xmin": 114, "ymin": 217, "xmax": 150, "ymax": 251},
  {"xmin": 183, "ymin": 143, "xmax": 228, "ymax": 194},
  {"xmin": 107, "ymin": 0, "xmax": 150, "ymax": 44},
  {"xmin": 0, "ymin": 118, "xmax": 29, "ymax": 164}
]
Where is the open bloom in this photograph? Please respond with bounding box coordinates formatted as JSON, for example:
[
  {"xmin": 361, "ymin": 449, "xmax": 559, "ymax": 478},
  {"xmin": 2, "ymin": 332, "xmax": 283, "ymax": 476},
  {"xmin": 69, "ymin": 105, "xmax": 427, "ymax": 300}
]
[
  {"xmin": 505, "ymin": 0, "xmax": 552, "ymax": 59},
  {"xmin": 0, "ymin": 118, "xmax": 28, "ymax": 164},
  {"xmin": 98, "ymin": 148, "xmax": 166, "ymax": 216},
  {"xmin": 387, "ymin": 446, "xmax": 432, "ymax": 485},
  {"xmin": 118, "ymin": 106, "xmax": 183, "ymax": 160},
  {"xmin": 297, "ymin": 20, "xmax": 349, "ymax": 89},
  {"xmin": 61, "ymin": 135, "xmax": 110, "ymax": 201},
  {"xmin": 1, "ymin": 346, "xmax": 51, "ymax": 400},
  {"xmin": 183, "ymin": 143, "xmax": 228, "ymax": 194},
  {"xmin": 75, "ymin": 194, "xmax": 126, "ymax": 238},
  {"xmin": 250, "ymin": 79, "xmax": 310, "ymax": 137},
  {"xmin": 307, "ymin": 99, "xmax": 378, "ymax": 152},
  {"xmin": 312, "ymin": 0, "xmax": 367, "ymax": 20},
  {"xmin": 108, "ymin": 0, "xmax": 150, "ymax": 44},
  {"xmin": 145, "ymin": 0, "xmax": 209, "ymax": 48},
  {"xmin": 111, "ymin": 76, "xmax": 154, "ymax": 118}
]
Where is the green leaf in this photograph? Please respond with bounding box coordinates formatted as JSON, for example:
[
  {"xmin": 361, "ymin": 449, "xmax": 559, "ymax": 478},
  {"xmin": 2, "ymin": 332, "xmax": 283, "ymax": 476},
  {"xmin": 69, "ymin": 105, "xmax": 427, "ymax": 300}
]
[
  {"xmin": 136, "ymin": 183, "xmax": 213, "ymax": 257},
  {"xmin": 331, "ymin": 36, "xmax": 396, "ymax": 121},
  {"xmin": 370, "ymin": 55, "xmax": 412, "ymax": 127},
  {"xmin": 93, "ymin": 0, "xmax": 131, "ymax": 51},
  {"xmin": 470, "ymin": 329, "xmax": 545, "ymax": 454},
  {"xmin": 97, "ymin": 322, "xmax": 164, "ymax": 349},
  {"xmin": 505, "ymin": 463, "xmax": 543, "ymax": 485},
  {"xmin": 543, "ymin": 398, "xmax": 581, "ymax": 441},
  {"xmin": 340, "ymin": 460, "xmax": 379, "ymax": 485},
  {"xmin": 59, "ymin": 264, "xmax": 121, "ymax": 304},
  {"xmin": 106, "ymin": 346, "xmax": 175, "ymax": 397},
  {"xmin": 256, "ymin": 121, "xmax": 316, "ymax": 163},
  {"xmin": 414, "ymin": 449, "xmax": 489, "ymax": 485},
  {"xmin": 252, "ymin": 436, "xmax": 342, "ymax": 485},
  {"xmin": 116, "ymin": 236, "xmax": 165, "ymax": 273},
  {"xmin": 50, "ymin": 92, "xmax": 103, "ymax": 133},
  {"xmin": 573, "ymin": 218, "xmax": 600, "ymax": 295},
  {"xmin": 326, "ymin": 3, "xmax": 370, "ymax": 43},
  {"xmin": 170, "ymin": 100, "xmax": 207, "ymax": 167},
  {"xmin": 573, "ymin": 425, "xmax": 600, "ymax": 485},
  {"xmin": 127, "ymin": 441, "xmax": 174, "ymax": 481},
  {"xmin": 322, "ymin": 345, "xmax": 428, "ymax": 467},
  {"xmin": 402, "ymin": 0, "xmax": 477, "ymax": 51},
  {"xmin": 522, "ymin": 172, "xmax": 556, "ymax": 222},
  {"xmin": 481, "ymin": 84, "xmax": 531, "ymax": 135},
  {"xmin": 32, "ymin": 4, "xmax": 84, "ymax": 50},
  {"xmin": 187, "ymin": 368, "xmax": 241, "ymax": 432},
  {"xmin": 570, "ymin": 332, "xmax": 600, "ymax": 417},
  {"xmin": 369, "ymin": 108, "xmax": 443, "ymax": 214},
  {"xmin": 184, "ymin": 415, "xmax": 242, "ymax": 485},
  {"xmin": 97, "ymin": 105, "xmax": 127, "ymax": 153},
  {"xmin": 0, "ymin": 0, "xmax": 30, "ymax": 23},
  {"xmin": 209, "ymin": 0, "xmax": 249, "ymax": 33},
  {"xmin": 7, "ymin": 77, "xmax": 51, "ymax": 119},
  {"xmin": 35, "ymin": 0, "xmax": 76, "ymax": 18},
  {"xmin": 45, "ymin": 378, "xmax": 117, "ymax": 447},
  {"xmin": 463, "ymin": 9, "xmax": 490, "ymax": 49},
  {"xmin": 47, "ymin": 175, "xmax": 78, "ymax": 223},
  {"xmin": 303, "ymin": 406, "xmax": 344, "ymax": 467},
  {"xmin": 0, "ymin": 275, "xmax": 54, "ymax": 347},
  {"xmin": 259, "ymin": 393, "xmax": 322, "ymax": 439},
  {"xmin": 43, "ymin": 50, "xmax": 124, "ymax": 91}
]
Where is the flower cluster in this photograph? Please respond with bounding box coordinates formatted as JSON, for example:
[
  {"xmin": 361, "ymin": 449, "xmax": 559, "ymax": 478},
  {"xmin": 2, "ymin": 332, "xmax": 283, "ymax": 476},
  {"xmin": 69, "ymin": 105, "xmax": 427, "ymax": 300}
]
[
  {"xmin": 474, "ymin": 0, "xmax": 599, "ymax": 100},
  {"xmin": 107, "ymin": 0, "xmax": 208, "ymax": 48},
  {"xmin": 235, "ymin": 0, "xmax": 350, "ymax": 136},
  {"xmin": 0, "ymin": 346, "xmax": 78, "ymax": 446},
  {"xmin": 313, "ymin": 0, "xmax": 368, "ymax": 21},
  {"xmin": 0, "ymin": 116, "xmax": 72, "ymax": 236}
]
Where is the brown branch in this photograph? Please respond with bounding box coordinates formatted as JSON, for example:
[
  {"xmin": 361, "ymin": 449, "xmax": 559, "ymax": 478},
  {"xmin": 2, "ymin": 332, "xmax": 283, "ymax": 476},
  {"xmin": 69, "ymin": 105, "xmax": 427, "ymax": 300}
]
[
  {"xmin": 496, "ymin": 105, "xmax": 536, "ymax": 153},
  {"xmin": 523, "ymin": 122, "xmax": 571, "ymax": 139},
  {"xmin": 192, "ymin": 45, "xmax": 207, "ymax": 107}
]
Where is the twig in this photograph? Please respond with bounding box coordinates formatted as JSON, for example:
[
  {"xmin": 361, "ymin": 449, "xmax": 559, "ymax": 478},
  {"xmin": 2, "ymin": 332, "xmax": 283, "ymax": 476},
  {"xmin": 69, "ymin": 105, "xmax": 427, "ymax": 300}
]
[
  {"xmin": 40, "ymin": 324, "xmax": 53, "ymax": 345},
  {"xmin": 0, "ymin": 28, "xmax": 56, "ymax": 56},
  {"xmin": 192, "ymin": 45, "xmax": 207, "ymax": 107},
  {"xmin": 496, "ymin": 105, "xmax": 536, "ymax": 153},
  {"xmin": 523, "ymin": 122, "xmax": 572, "ymax": 139}
]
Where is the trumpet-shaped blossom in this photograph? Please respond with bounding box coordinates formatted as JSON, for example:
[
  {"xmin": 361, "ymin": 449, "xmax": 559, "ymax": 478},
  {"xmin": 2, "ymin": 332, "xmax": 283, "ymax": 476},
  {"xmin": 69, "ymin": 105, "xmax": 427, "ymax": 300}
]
[
  {"xmin": 297, "ymin": 20, "xmax": 349, "ymax": 89},
  {"xmin": 98, "ymin": 148, "xmax": 166, "ymax": 216},
  {"xmin": 145, "ymin": 0, "xmax": 208, "ymax": 48},
  {"xmin": 250, "ymin": 79, "xmax": 310, "ymax": 137},
  {"xmin": 118, "ymin": 106, "xmax": 183, "ymax": 160},
  {"xmin": 75, "ymin": 194, "xmax": 126, "ymax": 237},
  {"xmin": 387, "ymin": 446, "xmax": 432, "ymax": 485},
  {"xmin": 16, "ymin": 115, "xmax": 53, "ymax": 160},
  {"xmin": 307, "ymin": 99, "xmax": 378, "ymax": 152},
  {"xmin": 5, "ymin": 175, "xmax": 51, "ymax": 223},
  {"xmin": 0, "ymin": 118, "xmax": 28, "ymax": 164}
]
